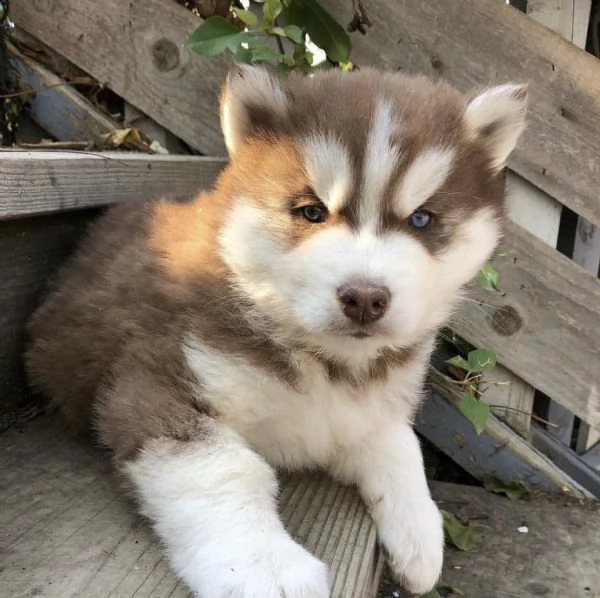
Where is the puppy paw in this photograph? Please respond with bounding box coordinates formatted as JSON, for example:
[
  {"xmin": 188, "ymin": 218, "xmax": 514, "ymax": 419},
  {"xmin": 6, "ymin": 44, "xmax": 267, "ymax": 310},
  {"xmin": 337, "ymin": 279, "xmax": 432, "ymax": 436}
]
[
  {"xmin": 190, "ymin": 534, "xmax": 330, "ymax": 598},
  {"xmin": 381, "ymin": 499, "xmax": 444, "ymax": 595}
]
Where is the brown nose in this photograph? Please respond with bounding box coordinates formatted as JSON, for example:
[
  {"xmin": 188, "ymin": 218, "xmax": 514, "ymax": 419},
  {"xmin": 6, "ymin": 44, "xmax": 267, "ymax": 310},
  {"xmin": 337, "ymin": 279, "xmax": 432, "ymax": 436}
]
[{"xmin": 337, "ymin": 283, "xmax": 391, "ymax": 325}]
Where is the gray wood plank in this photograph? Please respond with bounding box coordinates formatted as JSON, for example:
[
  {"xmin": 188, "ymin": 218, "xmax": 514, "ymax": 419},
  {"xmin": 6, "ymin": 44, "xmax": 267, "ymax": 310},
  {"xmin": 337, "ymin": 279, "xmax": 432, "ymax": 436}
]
[
  {"xmin": 0, "ymin": 151, "xmax": 226, "ymax": 220},
  {"xmin": 0, "ymin": 416, "xmax": 382, "ymax": 598},
  {"xmin": 0, "ymin": 212, "xmax": 95, "ymax": 417},
  {"xmin": 417, "ymin": 369, "xmax": 592, "ymax": 498},
  {"xmin": 451, "ymin": 219, "xmax": 600, "ymax": 431},
  {"xmin": 322, "ymin": 0, "xmax": 600, "ymax": 227},
  {"xmin": 429, "ymin": 481, "xmax": 600, "ymax": 598},
  {"xmin": 11, "ymin": 0, "xmax": 230, "ymax": 155},
  {"xmin": 8, "ymin": 42, "xmax": 120, "ymax": 143}
]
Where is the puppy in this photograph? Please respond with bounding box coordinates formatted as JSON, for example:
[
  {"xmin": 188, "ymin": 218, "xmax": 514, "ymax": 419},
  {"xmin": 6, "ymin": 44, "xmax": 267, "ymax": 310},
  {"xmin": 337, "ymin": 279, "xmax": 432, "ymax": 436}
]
[{"xmin": 26, "ymin": 66, "xmax": 527, "ymax": 597}]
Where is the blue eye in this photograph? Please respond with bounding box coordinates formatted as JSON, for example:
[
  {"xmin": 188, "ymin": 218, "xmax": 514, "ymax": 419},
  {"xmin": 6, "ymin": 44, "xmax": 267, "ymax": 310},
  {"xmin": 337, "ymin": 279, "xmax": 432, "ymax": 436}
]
[{"xmin": 408, "ymin": 209, "xmax": 432, "ymax": 229}]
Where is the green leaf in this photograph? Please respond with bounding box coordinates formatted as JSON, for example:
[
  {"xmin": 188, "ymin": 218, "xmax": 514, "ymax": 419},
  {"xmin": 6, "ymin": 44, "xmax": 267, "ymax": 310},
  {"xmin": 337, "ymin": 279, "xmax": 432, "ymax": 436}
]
[
  {"xmin": 263, "ymin": 0, "xmax": 283, "ymax": 22},
  {"xmin": 282, "ymin": 24, "xmax": 304, "ymax": 43},
  {"xmin": 446, "ymin": 355, "xmax": 470, "ymax": 371},
  {"xmin": 441, "ymin": 510, "xmax": 476, "ymax": 551},
  {"xmin": 186, "ymin": 17, "xmax": 258, "ymax": 56},
  {"xmin": 474, "ymin": 263, "xmax": 500, "ymax": 292},
  {"xmin": 483, "ymin": 473, "xmax": 529, "ymax": 500},
  {"xmin": 282, "ymin": 0, "xmax": 351, "ymax": 62},
  {"xmin": 459, "ymin": 394, "xmax": 490, "ymax": 435},
  {"xmin": 467, "ymin": 348, "xmax": 497, "ymax": 373},
  {"xmin": 232, "ymin": 7, "xmax": 258, "ymax": 26},
  {"xmin": 419, "ymin": 589, "xmax": 442, "ymax": 598}
]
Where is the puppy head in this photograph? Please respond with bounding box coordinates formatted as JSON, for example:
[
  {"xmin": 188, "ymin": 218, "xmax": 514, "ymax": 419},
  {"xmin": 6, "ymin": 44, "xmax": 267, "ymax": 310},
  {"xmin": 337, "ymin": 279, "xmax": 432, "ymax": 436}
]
[{"xmin": 217, "ymin": 66, "xmax": 527, "ymax": 360}]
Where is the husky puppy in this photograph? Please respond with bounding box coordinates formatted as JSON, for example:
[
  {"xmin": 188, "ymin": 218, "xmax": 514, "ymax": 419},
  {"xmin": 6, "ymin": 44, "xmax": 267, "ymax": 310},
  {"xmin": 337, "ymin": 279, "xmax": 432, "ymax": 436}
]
[{"xmin": 26, "ymin": 66, "xmax": 527, "ymax": 597}]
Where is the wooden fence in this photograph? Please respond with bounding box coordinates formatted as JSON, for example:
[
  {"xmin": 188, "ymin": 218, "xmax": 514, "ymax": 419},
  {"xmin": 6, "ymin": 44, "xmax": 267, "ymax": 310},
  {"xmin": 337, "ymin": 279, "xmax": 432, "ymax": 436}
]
[{"xmin": 2, "ymin": 0, "xmax": 600, "ymax": 497}]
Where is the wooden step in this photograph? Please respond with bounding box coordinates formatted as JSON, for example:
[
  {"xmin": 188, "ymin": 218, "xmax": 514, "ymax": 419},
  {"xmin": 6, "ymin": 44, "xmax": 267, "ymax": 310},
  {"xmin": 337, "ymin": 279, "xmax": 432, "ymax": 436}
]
[{"xmin": 0, "ymin": 416, "xmax": 383, "ymax": 598}]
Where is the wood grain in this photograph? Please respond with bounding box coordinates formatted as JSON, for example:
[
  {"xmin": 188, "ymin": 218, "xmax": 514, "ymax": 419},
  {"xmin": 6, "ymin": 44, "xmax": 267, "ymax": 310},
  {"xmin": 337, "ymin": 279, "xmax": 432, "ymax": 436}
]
[
  {"xmin": 322, "ymin": 0, "xmax": 600, "ymax": 227},
  {"xmin": 0, "ymin": 416, "xmax": 382, "ymax": 598},
  {"xmin": 0, "ymin": 212, "xmax": 95, "ymax": 415},
  {"xmin": 11, "ymin": 0, "xmax": 230, "ymax": 155},
  {"xmin": 418, "ymin": 369, "xmax": 591, "ymax": 497},
  {"xmin": 452, "ymin": 219, "xmax": 600, "ymax": 430},
  {"xmin": 0, "ymin": 151, "xmax": 226, "ymax": 220},
  {"xmin": 8, "ymin": 42, "xmax": 120, "ymax": 143}
]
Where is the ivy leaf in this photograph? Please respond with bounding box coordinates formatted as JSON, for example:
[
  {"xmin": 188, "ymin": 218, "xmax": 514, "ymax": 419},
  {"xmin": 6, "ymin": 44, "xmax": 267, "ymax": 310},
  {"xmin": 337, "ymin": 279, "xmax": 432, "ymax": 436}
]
[
  {"xmin": 459, "ymin": 394, "xmax": 490, "ymax": 435},
  {"xmin": 441, "ymin": 510, "xmax": 476, "ymax": 551},
  {"xmin": 446, "ymin": 355, "xmax": 470, "ymax": 371},
  {"xmin": 466, "ymin": 348, "xmax": 497, "ymax": 373},
  {"xmin": 186, "ymin": 17, "xmax": 258, "ymax": 56},
  {"xmin": 483, "ymin": 473, "xmax": 529, "ymax": 500},
  {"xmin": 232, "ymin": 7, "xmax": 258, "ymax": 26},
  {"xmin": 474, "ymin": 264, "xmax": 500, "ymax": 292},
  {"xmin": 282, "ymin": 0, "xmax": 351, "ymax": 62}
]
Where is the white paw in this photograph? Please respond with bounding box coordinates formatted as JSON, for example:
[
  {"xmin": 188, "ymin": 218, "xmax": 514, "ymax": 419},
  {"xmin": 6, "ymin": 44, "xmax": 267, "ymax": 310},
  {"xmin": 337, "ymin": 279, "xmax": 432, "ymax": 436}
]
[
  {"xmin": 380, "ymin": 499, "xmax": 444, "ymax": 595},
  {"xmin": 186, "ymin": 534, "xmax": 330, "ymax": 598}
]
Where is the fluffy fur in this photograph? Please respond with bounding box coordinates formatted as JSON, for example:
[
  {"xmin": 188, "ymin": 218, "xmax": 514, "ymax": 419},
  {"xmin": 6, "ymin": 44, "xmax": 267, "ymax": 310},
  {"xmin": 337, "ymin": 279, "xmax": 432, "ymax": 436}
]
[{"xmin": 25, "ymin": 66, "xmax": 527, "ymax": 597}]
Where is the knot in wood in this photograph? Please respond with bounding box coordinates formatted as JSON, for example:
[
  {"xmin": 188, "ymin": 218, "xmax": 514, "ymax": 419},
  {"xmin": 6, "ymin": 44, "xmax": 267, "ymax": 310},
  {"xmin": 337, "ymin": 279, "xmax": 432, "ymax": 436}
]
[
  {"xmin": 489, "ymin": 305, "xmax": 523, "ymax": 336},
  {"xmin": 151, "ymin": 39, "xmax": 180, "ymax": 73}
]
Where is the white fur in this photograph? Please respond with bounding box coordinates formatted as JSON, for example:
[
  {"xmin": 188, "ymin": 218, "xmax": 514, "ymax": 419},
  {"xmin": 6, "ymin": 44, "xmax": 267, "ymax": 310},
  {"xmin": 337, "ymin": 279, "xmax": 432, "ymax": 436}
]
[
  {"xmin": 333, "ymin": 423, "xmax": 444, "ymax": 594},
  {"xmin": 183, "ymin": 337, "xmax": 430, "ymax": 469},
  {"xmin": 398, "ymin": 147, "xmax": 455, "ymax": 215},
  {"xmin": 302, "ymin": 135, "xmax": 353, "ymax": 212},
  {"xmin": 465, "ymin": 84, "xmax": 528, "ymax": 171},
  {"xmin": 182, "ymin": 337, "xmax": 442, "ymax": 594},
  {"xmin": 125, "ymin": 430, "xmax": 329, "ymax": 598},
  {"xmin": 219, "ymin": 198, "xmax": 499, "ymax": 363},
  {"xmin": 361, "ymin": 99, "xmax": 401, "ymax": 229},
  {"xmin": 221, "ymin": 66, "xmax": 289, "ymax": 156}
]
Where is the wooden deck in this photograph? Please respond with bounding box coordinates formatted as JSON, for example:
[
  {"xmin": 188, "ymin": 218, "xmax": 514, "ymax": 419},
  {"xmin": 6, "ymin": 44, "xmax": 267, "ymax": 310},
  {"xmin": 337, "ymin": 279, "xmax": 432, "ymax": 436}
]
[
  {"xmin": 0, "ymin": 416, "xmax": 382, "ymax": 598},
  {"xmin": 3, "ymin": 417, "xmax": 599, "ymax": 598}
]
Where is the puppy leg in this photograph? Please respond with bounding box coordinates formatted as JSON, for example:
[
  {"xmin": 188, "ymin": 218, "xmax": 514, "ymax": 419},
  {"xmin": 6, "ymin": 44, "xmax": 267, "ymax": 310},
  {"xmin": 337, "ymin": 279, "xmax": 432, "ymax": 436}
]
[
  {"xmin": 98, "ymin": 373, "xmax": 329, "ymax": 598},
  {"xmin": 332, "ymin": 422, "xmax": 444, "ymax": 595}
]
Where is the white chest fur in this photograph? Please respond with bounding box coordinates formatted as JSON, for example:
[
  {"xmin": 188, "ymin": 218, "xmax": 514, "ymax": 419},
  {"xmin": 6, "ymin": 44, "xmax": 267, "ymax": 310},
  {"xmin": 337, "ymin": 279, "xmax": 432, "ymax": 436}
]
[{"xmin": 183, "ymin": 336, "xmax": 425, "ymax": 470}]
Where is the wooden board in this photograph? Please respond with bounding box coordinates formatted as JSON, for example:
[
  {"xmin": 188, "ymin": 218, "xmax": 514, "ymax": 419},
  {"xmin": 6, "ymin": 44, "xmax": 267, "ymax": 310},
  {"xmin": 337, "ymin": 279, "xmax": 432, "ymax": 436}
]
[
  {"xmin": 0, "ymin": 151, "xmax": 226, "ymax": 220},
  {"xmin": 451, "ymin": 219, "xmax": 600, "ymax": 430},
  {"xmin": 417, "ymin": 369, "xmax": 592, "ymax": 498},
  {"xmin": 430, "ymin": 481, "xmax": 600, "ymax": 598},
  {"xmin": 11, "ymin": 0, "xmax": 230, "ymax": 155},
  {"xmin": 322, "ymin": 0, "xmax": 600, "ymax": 227},
  {"xmin": 0, "ymin": 416, "xmax": 382, "ymax": 598},
  {"xmin": 8, "ymin": 42, "xmax": 120, "ymax": 143},
  {"xmin": 0, "ymin": 211, "xmax": 96, "ymax": 416}
]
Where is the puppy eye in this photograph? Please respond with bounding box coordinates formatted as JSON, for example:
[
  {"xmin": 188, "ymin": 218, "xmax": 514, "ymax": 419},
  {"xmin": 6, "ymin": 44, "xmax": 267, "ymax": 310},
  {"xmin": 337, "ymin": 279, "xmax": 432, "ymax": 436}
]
[
  {"xmin": 300, "ymin": 204, "xmax": 328, "ymax": 224},
  {"xmin": 408, "ymin": 209, "xmax": 432, "ymax": 229}
]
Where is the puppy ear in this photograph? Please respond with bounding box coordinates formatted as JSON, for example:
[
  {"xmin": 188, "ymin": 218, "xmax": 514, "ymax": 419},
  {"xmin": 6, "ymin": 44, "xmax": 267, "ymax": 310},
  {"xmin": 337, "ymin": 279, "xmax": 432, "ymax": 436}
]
[
  {"xmin": 465, "ymin": 84, "xmax": 528, "ymax": 172},
  {"xmin": 220, "ymin": 65, "xmax": 289, "ymax": 157}
]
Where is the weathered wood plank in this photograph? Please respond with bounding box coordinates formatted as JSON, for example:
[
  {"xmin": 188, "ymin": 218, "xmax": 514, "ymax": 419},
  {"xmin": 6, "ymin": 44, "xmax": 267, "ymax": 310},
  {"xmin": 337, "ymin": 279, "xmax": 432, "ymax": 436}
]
[
  {"xmin": 8, "ymin": 42, "xmax": 119, "ymax": 143},
  {"xmin": 11, "ymin": 0, "xmax": 230, "ymax": 155},
  {"xmin": 0, "ymin": 416, "xmax": 382, "ymax": 598},
  {"xmin": 527, "ymin": 0, "xmax": 592, "ymax": 47},
  {"xmin": 452, "ymin": 219, "xmax": 600, "ymax": 430},
  {"xmin": 0, "ymin": 212, "xmax": 95, "ymax": 416},
  {"xmin": 322, "ymin": 0, "xmax": 600, "ymax": 227},
  {"xmin": 431, "ymin": 481, "xmax": 600, "ymax": 598},
  {"xmin": 0, "ymin": 151, "xmax": 226, "ymax": 220},
  {"xmin": 417, "ymin": 369, "xmax": 591, "ymax": 497}
]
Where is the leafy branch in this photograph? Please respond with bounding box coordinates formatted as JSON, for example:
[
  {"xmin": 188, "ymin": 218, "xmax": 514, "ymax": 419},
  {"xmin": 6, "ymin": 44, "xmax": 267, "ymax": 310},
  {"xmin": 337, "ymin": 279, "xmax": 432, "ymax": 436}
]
[{"xmin": 186, "ymin": 0, "xmax": 353, "ymax": 71}]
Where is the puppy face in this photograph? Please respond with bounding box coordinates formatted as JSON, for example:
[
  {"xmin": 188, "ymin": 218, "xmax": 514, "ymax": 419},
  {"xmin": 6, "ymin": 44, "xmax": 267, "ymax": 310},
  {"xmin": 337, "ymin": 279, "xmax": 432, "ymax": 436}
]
[{"xmin": 217, "ymin": 67, "xmax": 527, "ymax": 358}]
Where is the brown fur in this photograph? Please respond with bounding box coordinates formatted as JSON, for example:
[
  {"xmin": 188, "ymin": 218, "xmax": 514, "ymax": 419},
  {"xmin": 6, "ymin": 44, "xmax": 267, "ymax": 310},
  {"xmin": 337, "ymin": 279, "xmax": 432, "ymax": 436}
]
[{"xmin": 25, "ymin": 68, "xmax": 512, "ymax": 461}]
